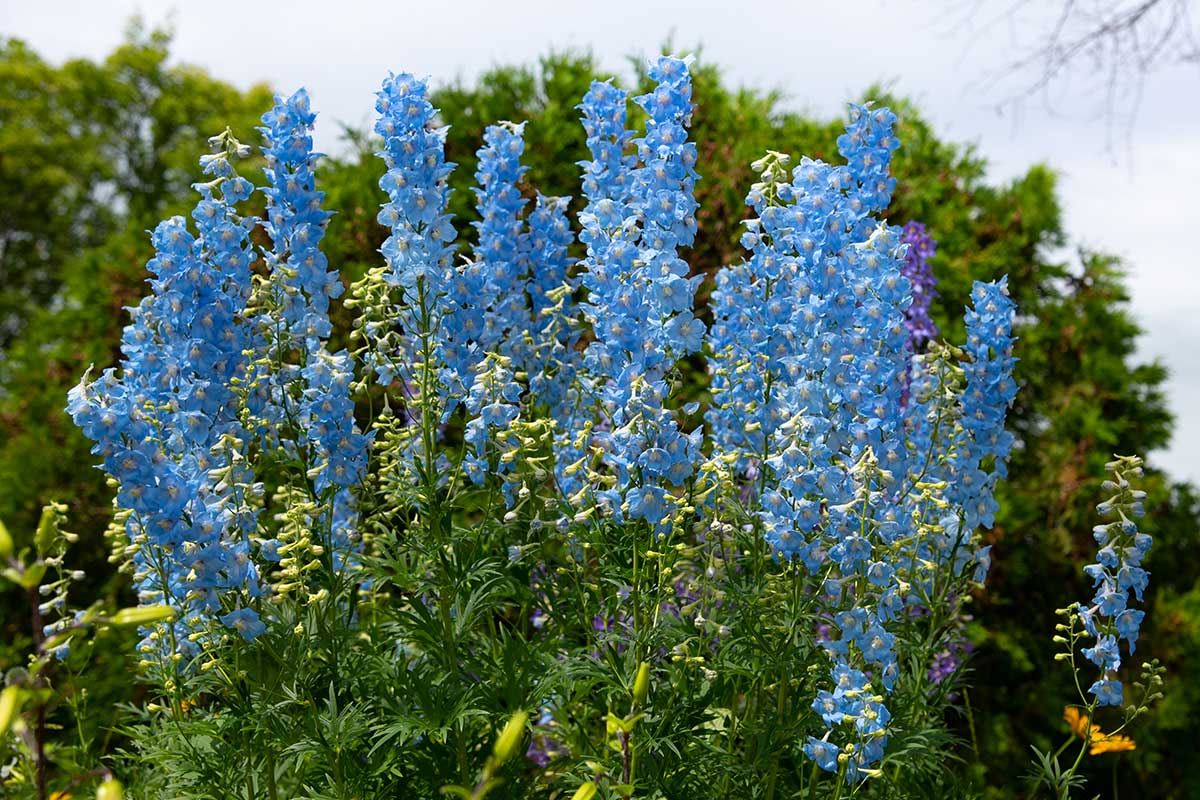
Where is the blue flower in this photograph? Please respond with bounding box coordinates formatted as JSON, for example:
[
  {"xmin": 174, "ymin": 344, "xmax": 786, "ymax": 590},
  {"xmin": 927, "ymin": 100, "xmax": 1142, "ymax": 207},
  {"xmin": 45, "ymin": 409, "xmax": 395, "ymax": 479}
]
[
  {"xmin": 813, "ymin": 691, "xmax": 849, "ymax": 726},
  {"xmin": 802, "ymin": 737, "xmax": 839, "ymax": 773},
  {"xmin": 220, "ymin": 607, "xmax": 267, "ymax": 641},
  {"xmin": 1076, "ymin": 456, "xmax": 1152, "ymax": 706},
  {"xmin": 859, "ymin": 622, "xmax": 896, "ymax": 665},
  {"xmin": 1082, "ymin": 634, "xmax": 1122, "ymax": 671},
  {"xmin": 1089, "ymin": 678, "xmax": 1124, "ymax": 707},
  {"xmin": 1114, "ymin": 609, "xmax": 1145, "ymax": 651}
]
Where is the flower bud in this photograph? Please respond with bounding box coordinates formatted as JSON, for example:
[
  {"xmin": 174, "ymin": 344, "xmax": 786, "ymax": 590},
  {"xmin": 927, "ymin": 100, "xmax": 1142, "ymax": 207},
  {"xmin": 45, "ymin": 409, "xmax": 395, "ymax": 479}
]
[
  {"xmin": 96, "ymin": 778, "xmax": 124, "ymax": 800},
  {"xmin": 632, "ymin": 662, "xmax": 651, "ymax": 707},
  {"xmin": 571, "ymin": 782, "xmax": 598, "ymax": 800},
  {"xmin": 492, "ymin": 710, "xmax": 528, "ymax": 766},
  {"xmin": 35, "ymin": 503, "xmax": 66, "ymax": 556},
  {"xmin": 0, "ymin": 686, "xmax": 23, "ymax": 734},
  {"xmin": 110, "ymin": 605, "xmax": 177, "ymax": 627}
]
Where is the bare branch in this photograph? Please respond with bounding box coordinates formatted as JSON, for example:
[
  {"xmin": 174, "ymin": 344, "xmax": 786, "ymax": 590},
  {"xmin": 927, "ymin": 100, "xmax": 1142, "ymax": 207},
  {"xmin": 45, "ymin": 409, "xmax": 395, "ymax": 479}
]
[{"xmin": 949, "ymin": 0, "xmax": 1200, "ymax": 152}]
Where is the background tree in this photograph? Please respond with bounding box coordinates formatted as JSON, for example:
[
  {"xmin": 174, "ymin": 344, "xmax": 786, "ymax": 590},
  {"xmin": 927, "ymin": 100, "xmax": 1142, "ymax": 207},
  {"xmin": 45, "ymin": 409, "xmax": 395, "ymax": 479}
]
[
  {"xmin": 0, "ymin": 27, "xmax": 271, "ymax": 766},
  {"xmin": 0, "ymin": 25, "xmax": 271, "ymax": 539}
]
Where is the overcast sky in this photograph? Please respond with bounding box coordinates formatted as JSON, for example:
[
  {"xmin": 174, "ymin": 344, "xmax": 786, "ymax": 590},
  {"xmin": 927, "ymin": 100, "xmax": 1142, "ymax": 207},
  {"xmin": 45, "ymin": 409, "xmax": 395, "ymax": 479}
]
[{"xmin": 6, "ymin": 0, "xmax": 1199, "ymax": 483}]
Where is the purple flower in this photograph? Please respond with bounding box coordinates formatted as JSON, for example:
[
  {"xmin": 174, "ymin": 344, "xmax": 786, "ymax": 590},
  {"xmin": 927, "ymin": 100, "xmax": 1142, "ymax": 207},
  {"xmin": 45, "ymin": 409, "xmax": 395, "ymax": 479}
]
[{"xmin": 899, "ymin": 221, "xmax": 939, "ymax": 349}]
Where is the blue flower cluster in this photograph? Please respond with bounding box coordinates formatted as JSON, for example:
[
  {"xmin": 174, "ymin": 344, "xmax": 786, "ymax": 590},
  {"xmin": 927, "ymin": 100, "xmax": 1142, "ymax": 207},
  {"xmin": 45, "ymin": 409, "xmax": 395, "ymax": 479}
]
[
  {"xmin": 553, "ymin": 77, "xmax": 636, "ymax": 499},
  {"xmin": 708, "ymin": 102, "xmax": 1018, "ymax": 777},
  {"xmin": 897, "ymin": 280, "xmax": 1015, "ymax": 592},
  {"xmin": 463, "ymin": 356, "xmax": 523, "ymax": 488},
  {"xmin": 706, "ymin": 151, "xmax": 795, "ymax": 465},
  {"xmin": 1079, "ymin": 456, "xmax": 1151, "ymax": 706},
  {"xmin": 298, "ymin": 350, "xmax": 370, "ymax": 567},
  {"xmin": 258, "ymin": 90, "xmax": 369, "ymax": 573},
  {"xmin": 837, "ymin": 104, "xmax": 898, "ymax": 221},
  {"xmin": 259, "ymin": 88, "xmax": 340, "ymax": 345},
  {"xmin": 67, "ymin": 134, "xmax": 265, "ymax": 650},
  {"xmin": 577, "ymin": 58, "xmax": 704, "ymax": 385},
  {"xmin": 457, "ymin": 123, "xmax": 532, "ymax": 483},
  {"xmin": 522, "ymin": 193, "xmax": 577, "ymax": 415},
  {"xmin": 629, "ymin": 57, "xmax": 704, "ymax": 364},
  {"xmin": 709, "ymin": 108, "xmax": 906, "ymax": 485},
  {"xmin": 746, "ymin": 105, "xmax": 910, "ymax": 562},
  {"xmin": 372, "ymin": 72, "xmax": 459, "ymax": 389},
  {"xmin": 459, "ymin": 120, "xmax": 583, "ymax": 490},
  {"xmin": 525, "ymin": 195, "xmax": 575, "ymax": 324},
  {"xmin": 946, "ymin": 278, "xmax": 1018, "ymax": 533},
  {"xmin": 472, "ymin": 122, "xmax": 531, "ymax": 362},
  {"xmin": 571, "ymin": 57, "xmax": 704, "ymax": 530},
  {"xmin": 804, "ymin": 661, "xmax": 891, "ymax": 779}
]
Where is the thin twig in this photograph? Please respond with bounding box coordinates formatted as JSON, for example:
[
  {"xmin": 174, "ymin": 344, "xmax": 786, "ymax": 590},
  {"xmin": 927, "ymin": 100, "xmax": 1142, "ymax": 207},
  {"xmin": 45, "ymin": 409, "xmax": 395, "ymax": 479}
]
[{"xmin": 947, "ymin": 0, "xmax": 1200, "ymax": 153}]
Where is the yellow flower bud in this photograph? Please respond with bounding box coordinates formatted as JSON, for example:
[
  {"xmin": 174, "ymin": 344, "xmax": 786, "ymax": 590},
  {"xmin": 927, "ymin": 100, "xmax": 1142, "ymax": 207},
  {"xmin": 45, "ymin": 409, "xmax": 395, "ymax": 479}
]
[
  {"xmin": 35, "ymin": 504, "xmax": 62, "ymax": 556},
  {"xmin": 0, "ymin": 686, "xmax": 23, "ymax": 734},
  {"xmin": 492, "ymin": 710, "xmax": 528, "ymax": 766},
  {"xmin": 571, "ymin": 782, "xmax": 598, "ymax": 800},
  {"xmin": 632, "ymin": 662, "xmax": 651, "ymax": 707},
  {"xmin": 110, "ymin": 605, "xmax": 177, "ymax": 627},
  {"xmin": 96, "ymin": 778, "xmax": 124, "ymax": 800}
]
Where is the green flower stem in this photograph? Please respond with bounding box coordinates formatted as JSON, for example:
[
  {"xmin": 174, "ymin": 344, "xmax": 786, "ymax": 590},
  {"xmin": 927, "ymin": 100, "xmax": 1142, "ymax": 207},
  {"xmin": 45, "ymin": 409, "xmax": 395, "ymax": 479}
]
[
  {"xmin": 805, "ymin": 759, "xmax": 821, "ymax": 800},
  {"xmin": 26, "ymin": 580, "xmax": 48, "ymax": 800},
  {"xmin": 830, "ymin": 760, "xmax": 849, "ymax": 800},
  {"xmin": 764, "ymin": 675, "xmax": 788, "ymax": 800},
  {"xmin": 631, "ymin": 524, "xmax": 643, "ymax": 656},
  {"xmin": 963, "ymin": 688, "xmax": 980, "ymax": 762}
]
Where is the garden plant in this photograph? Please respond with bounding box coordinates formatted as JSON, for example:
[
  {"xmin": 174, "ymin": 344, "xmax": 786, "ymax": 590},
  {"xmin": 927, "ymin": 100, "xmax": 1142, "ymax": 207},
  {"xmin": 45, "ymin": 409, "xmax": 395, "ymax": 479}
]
[{"xmin": 0, "ymin": 53, "xmax": 1167, "ymax": 799}]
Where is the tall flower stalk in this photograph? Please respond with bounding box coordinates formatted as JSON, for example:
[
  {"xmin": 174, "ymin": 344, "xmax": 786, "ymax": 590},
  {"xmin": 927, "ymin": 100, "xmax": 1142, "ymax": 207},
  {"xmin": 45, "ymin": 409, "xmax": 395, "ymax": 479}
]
[
  {"xmin": 54, "ymin": 57, "xmax": 1076, "ymax": 800},
  {"xmin": 67, "ymin": 131, "xmax": 263, "ymax": 663}
]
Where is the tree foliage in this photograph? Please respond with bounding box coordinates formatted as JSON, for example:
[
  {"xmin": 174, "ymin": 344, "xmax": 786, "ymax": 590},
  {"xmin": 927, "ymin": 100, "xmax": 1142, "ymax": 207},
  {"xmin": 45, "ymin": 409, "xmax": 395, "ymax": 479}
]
[
  {"xmin": 0, "ymin": 26, "xmax": 271, "ymax": 544},
  {"xmin": 0, "ymin": 28, "xmax": 271, "ymax": 737}
]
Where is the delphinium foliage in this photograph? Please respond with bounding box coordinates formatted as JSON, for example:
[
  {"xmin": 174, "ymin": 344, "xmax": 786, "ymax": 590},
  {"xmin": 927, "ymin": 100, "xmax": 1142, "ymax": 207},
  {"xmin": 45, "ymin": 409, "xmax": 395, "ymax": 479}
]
[{"xmin": 32, "ymin": 54, "xmax": 1043, "ymax": 799}]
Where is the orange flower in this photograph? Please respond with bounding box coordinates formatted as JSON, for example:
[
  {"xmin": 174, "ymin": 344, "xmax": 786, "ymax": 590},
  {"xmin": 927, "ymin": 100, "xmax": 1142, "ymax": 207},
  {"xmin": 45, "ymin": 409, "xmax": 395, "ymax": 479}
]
[
  {"xmin": 1090, "ymin": 733, "xmax": 1137, "ymax": 754},
  {"xmin": 49, "ymin": 793, "xmax": 72, "ymax": 800},
  {"xmin": 1063, "ymin": 707, "xmax": 1094, "ymax": 739},
  {"xmin": 1062, "ymin": 706, "xmax": 1136, "ymax": 755}
]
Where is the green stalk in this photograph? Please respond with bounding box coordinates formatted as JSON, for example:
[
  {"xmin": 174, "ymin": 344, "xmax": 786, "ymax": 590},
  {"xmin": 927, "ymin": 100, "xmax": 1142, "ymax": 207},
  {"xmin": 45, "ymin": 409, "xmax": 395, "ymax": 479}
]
[
  {"xmin": 631, "ymin": 530, "xmax": 643, "ymax": 654},
  {"xmin": 963, "ymin": 688, "xmax": 981, "ymax": 762},
  {"xmin": 266, "ymin": 748, "xmax": 279, "ymax": 800},
  {"xmin": 805, "ymin": 759, "xmax": 821, "ymax": 800},
  {"xmin": 764, "ymin": 676, "xmax": 788, "ymax": 800}
]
